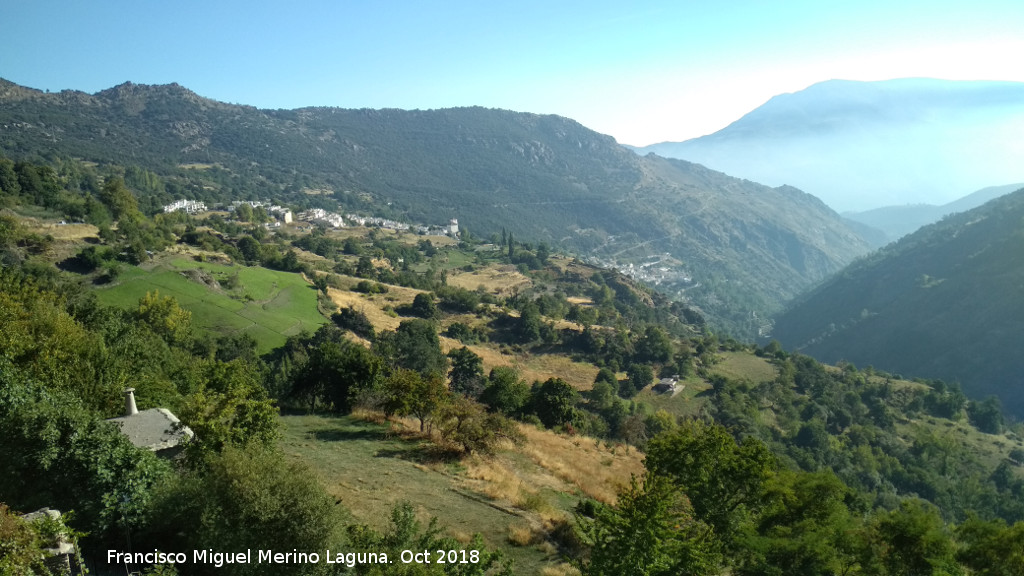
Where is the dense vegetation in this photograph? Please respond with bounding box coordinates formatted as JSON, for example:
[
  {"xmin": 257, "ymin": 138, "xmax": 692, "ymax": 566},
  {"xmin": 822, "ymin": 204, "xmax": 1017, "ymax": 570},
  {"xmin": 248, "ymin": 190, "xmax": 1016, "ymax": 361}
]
[
  {"xmin": 772, "ymin": 188, "xmax": 1024, "ymax": 416},
  {"xmin": 0, "ymin": 79, "xmax": 874, "ymax": 338},
  {"xmin": 2, "ymin": 152, "xmax": 1023, "ymax": 575}
]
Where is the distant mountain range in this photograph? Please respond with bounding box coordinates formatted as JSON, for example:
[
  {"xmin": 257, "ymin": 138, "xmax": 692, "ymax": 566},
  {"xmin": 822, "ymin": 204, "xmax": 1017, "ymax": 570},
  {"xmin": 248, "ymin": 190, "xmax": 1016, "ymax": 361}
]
[
  {"xmin": 632, "ymin": 78, "xmax": 1024, "ymax": 212},
  {"xmin": 844, "ymin": 183, "xmax": 1024, "ymax": 243},
  {"xmin": 0, "ymin": 79, "xmax": 873, "ymax": 338},
  {"xmin": 771, "ymin": 189, "xmax": 1024, "ymax": 415}
]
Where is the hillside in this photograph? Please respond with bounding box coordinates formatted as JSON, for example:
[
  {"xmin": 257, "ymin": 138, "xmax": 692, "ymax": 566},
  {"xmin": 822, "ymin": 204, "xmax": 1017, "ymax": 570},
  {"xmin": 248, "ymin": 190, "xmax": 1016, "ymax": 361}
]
[
  {"xmin": 771, "ymin": 188, "xmax": 1024, "ymax": 415},
  {"xmin": 2, "ymin": 164, "xmax": 1024, "ymax": 575},
  {"xmin": 633, "ymin": 78, "xmax": 1024, "ymax": 212},
  {"xmin": 0, "ymin": 78, "xmax": 872, "ymax": 338},
  {"xmin": 843, "ymin": 182, "xmax": 1024, "ymax": 243}
]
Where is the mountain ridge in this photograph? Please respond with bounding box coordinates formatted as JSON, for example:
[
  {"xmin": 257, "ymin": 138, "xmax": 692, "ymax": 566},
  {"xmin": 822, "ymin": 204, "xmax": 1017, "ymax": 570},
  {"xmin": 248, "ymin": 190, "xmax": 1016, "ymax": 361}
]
[
  {"xmin": 0, "ymin": 78, "xmax": 872, "ymax": 338},
  {"xmin": 772, "ymin": 187, "xmax": 1024, "ymax": 415},
  {"xmin": 632, "ymin": 78, "xmax": 1024, "ymax": 211}
]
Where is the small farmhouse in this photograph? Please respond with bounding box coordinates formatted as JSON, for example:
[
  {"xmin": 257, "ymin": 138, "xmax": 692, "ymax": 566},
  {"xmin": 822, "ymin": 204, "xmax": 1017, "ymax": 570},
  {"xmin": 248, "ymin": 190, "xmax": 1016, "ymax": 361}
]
[{"xmin": 106, "ymin": 388, "xmax": 194, "ymax": 458}]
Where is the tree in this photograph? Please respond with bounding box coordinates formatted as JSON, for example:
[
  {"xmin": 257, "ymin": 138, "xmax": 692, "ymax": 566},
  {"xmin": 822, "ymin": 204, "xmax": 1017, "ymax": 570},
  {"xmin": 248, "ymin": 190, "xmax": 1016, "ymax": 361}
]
[
  {"xmin": 388, "ymin": 319, "xmax": 447, "ymax": 377},
  {"xmin": 864, "ymin": 499, "xmax": 958, "ymax": 576},
  {"xmin": 234, "ymin": 202, "xmax": 253, "ymax": 222},
  {"xmin": 177, "ymin": 359, "xmax": 279, "ymax": 459},
  {"xmin": 518, "ymin": 302, "xmax": 542, "ymax": 343},
  {"xmin": 967, "ymin": 396, "xmax": 1004, "ymax": 434},
  {"xmin": 98, "ymin": 176, "xmax": 139, "ymax": 220},
  {"xmin": 236, "ymin": 235, "xmax": 262, "ymax": 263},
  {"xmin": 331, "ymin": 306, "xmax": 375, "ymax": 340},
  {"xmin": 0, "ymin": 503, "xmax": 62, "ymax": 575},
  {"xmin": 381, "ymin": 368, "xmax": 448, "ymax": 431},
  {"xmin": 956, "ymin": 516, "xmax": 1024, "ymax": 576},
  {"xmin": 530, "ymin": 377, "xmax": 578, "ymax": 429},
  {"xmin": 580, "ymin": 474, "xmax": 719, "ymax": 576},
  {"xmin": 136, "ymin": 290, "xmax": 192, "ymax": 345},
  {"xmin": 141, "ymin": 445, "xmax": 341, "ymax": 576},
  {"xmin": 645, "ymin": 421, "xmax": 777, "ymax": 552},
  {"xmin": 448, "ymin": 346, "xmax": 485, "ymax": 398},
  {"xmin": 435, "ymin": 396, "xmax": 522, "ymax": 456},
  {"xmin": 628, "ymin": 364, "xmax": 654, "ymax": 392},
  {"xmin": 410, "ymin": 292, "xmax": 438, "ymax": 319},
  {"xmin": 0, "ymin": 156, "xmax": 20, "ymax": 196},
  {"xmin": 635, "ymin": 325, "xmax": 673, "ymax": 364},
  {"xmin": 479, "ymin": 366, "xmax": 530, "ymax": 417}
]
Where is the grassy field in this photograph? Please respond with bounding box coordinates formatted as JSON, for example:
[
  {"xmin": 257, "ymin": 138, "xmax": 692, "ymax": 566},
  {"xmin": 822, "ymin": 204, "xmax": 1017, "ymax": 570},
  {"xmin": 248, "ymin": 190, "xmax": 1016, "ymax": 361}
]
[
  {"xmin": 95, "ymin": 258, "xmax": 327, "ymax": 352},
  {"xmin": 279, "ymin": 413, "xmax": 631, "ymax": 576},
  {"xmin": 710, "ymin": 351, "xmax": 778, "ymax": 383}
]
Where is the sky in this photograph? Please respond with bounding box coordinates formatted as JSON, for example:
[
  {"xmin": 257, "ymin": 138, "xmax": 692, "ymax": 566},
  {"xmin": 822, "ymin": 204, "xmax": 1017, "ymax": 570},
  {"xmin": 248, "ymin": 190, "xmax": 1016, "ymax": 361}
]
[{"xmin": 3, "ymin": 0, "xmax": 1024, "ymax": 146}]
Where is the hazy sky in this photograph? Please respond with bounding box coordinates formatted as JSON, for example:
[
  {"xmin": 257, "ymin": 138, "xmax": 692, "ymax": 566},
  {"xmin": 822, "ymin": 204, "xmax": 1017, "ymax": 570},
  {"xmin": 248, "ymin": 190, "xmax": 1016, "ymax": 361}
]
[{"xmin": 4, "ymin": 0, "xmax": 1023, "ymax": 145}]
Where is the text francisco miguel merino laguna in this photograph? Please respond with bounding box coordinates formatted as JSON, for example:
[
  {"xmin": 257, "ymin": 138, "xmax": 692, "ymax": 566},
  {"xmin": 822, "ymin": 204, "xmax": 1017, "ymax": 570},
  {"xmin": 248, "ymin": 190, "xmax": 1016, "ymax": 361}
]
[{"xmin": 108, "ymin": 548, "xmax": 483, "ymax": 568}]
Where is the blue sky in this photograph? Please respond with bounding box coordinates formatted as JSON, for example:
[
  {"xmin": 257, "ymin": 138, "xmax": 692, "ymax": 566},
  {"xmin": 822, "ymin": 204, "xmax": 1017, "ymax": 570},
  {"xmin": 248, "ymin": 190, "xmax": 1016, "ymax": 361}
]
[{"xmin": 3, "ymin": 0, "xmax": 1023, "ymax": 145}]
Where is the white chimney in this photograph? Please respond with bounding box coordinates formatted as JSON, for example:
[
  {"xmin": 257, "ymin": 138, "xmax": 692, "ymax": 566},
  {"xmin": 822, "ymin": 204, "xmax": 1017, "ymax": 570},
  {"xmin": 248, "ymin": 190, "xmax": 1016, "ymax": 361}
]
[{"xmin": 124, "ymin": 388, "xmax": 139, "ymax": 416}]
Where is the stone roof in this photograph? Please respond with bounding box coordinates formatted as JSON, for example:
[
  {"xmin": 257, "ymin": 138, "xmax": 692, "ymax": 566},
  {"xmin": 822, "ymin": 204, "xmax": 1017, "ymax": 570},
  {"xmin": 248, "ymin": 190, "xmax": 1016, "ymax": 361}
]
[{"xmin": 107, "ymin": 408, "xmax": 194, "ymax": 452}]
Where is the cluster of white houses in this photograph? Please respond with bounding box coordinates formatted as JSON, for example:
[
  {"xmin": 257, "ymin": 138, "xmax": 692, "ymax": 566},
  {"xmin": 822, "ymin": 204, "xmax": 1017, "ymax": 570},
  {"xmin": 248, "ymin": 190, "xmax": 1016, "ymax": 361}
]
[
  {"xmin": 162, "ymin": 199, "xmax": 207, "ymax": 214},
  {"xmin": 298, "ymin": 208, "xmax": 345, "ymax": 228},
  {"xmin": 161, "ymin": 198, "xmax": 459, "ymax": 237}
]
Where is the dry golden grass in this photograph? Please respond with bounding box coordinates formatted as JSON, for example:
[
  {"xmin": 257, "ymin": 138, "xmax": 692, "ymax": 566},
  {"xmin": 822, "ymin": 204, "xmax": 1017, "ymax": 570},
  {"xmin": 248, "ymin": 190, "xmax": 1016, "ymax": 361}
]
[
  {"xmin": 24, "ymin": 221, "xmax": 98, "ymax": 241},
  {"xmin": 325, "ymin": 277, "xmax": 427, "ymax": 333},
  {"xmin": 437, "ymin": 340, "xmax": 598, "ymax": 391},
  {"xmin": 327, "ymin": 287, "xmax": 403, "ymax": 332},
  {"xmin": 516, "ymin": 425, "xmax": 643, "ymax": 505},
  {"xmin": 565, "ymin": 296, "xmax": 593, "ymax": 305},
  {"xmin": 540, "ymin": 564, "xmax": 582, "ymax": 576},
  {"xmin": 447, "ymin": 265, "xmax": 532, "ymax": 295},
  {"xmin": 507, "ymin": 523, "xmax": 538, "ymax": 546}
]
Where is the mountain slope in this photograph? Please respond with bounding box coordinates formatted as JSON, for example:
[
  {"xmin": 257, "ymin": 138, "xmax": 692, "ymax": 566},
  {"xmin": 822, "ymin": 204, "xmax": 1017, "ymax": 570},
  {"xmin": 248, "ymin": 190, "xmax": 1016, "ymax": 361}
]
[
  {"xmin": 771, "ymin": 188, "xmax": 1024, "ymax": 415},
  {"xmin": 633, "ymin": 78, "xmax": 1024, "ymax": 212},
  {"xmin": 0, "ymin": 79, "xmax": 872, "ymax": 338},
  {"xmin": 844, "ymin": 183, "xmax": 1024, "ymax": 243}
]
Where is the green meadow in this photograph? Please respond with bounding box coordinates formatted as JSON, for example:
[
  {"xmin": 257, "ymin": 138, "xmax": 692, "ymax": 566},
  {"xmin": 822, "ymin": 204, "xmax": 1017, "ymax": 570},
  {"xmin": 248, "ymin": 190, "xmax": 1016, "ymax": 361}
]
[{"xmin": 95, "ymin": 258, "xmax": 327, "ymax": 352}]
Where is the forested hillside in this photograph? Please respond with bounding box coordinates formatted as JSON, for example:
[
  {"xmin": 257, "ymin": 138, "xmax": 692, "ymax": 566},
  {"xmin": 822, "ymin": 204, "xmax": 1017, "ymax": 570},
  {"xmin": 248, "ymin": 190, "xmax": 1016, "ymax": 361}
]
[
  {"xmin": 0, "ymin": 78, "xmax": 872, "ymax": 338},
  {"xmin": 2, "ymin": 154, "xmax": 1023, "ymax": 575},
  {"xmin": 772, "ymin": 188, "xmax": 1024, "ymax": 416}
]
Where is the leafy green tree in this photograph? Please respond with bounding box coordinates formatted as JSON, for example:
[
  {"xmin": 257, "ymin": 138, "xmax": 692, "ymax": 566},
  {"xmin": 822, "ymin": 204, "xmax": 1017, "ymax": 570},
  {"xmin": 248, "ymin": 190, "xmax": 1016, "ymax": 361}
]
[
  {"xmin": 177, "ymin": 359, "xmax": 279, "ymax": 459},
  {"xmin": 410, "ymin": 292, "xmax": 438, "ymax": 319},
  {"xmin": 645, "ymin": 421, "xmax": 776, "ymax": 552},
  {"xmin": 480, "ymin": 366, "xmax": 530, "ymax": 417},
  {"xmin": 380, "ymin": 368, "xmax": 448, "ymax": 431},
  {"xmin": 356, "ymin": 255, "xmax": 375, "ymax": 278},
  {"xmin": 136, "ymin": 290, "xmax": 192, "ymax": 346},
  {"xmin": 738, "ymin": 470, "xmax": 861, "ymax": 576},
  {"xmin": 234, "ymin": 202, "xmax": 253, "ymax": 222},
  {"xmin": 0, "ymin": 503, "xmax": 57, "ymax": 575},
  {"xmin": 236, "ymin": 235, "xmax": 262, "ymax": 263},
  {"xmin": 98, "ymin": 176, "xmax": 139, "ymax": 220},
  {"xmin": 389, "ymin": 318, "xmax": 447, "ymax": 377},
  {"xmin": 635, "ymin": 325, "xmax": 673, "ymax": 364},
  {"xmin": 0, "ymin": 369, "xmax": 172, "ymax": 542},
  {"xmin": 141, "ymin": 445, "xmax": 341, "ymax": 576},
  {"xmin": 448, "ymin": 346, "xmax": 485, "ymax": 398},
  {"xmin": 967, "ymin": 396, "xmax": 1004, "ymax": 434},
  {"xmin": 346, "ymin": 502, "xmax": 512, "ymax": 575},
  {"xmin": 529, "ymin": 377, "xmax": 578, "ymax": 429},
  {"xmin": 0, "ymin": 156, "xmax": 21, "ymax": 196},
  {"xmin": 435, "ymin": 396, "xmax": 522, "ymax": 456},
  {"xmin": 863, "ymin": 499, "xmax": 958, "ymax": 576},
  {"xmin": 580, "ymin": 474, "xmax": 719, "ymax": 576},
  {"xmin": 955, "ymin": 516, "xmax": 1024, "ymax": 576},
  {"xmin": 518, "ymin": 302, "xmax": 542, "ymax": 343},
  {"xmin": 331, "ymin": 306, "xmax": 376, "ymax": 340},
  {"xmin": 628, "ymin": 364, "xmax": 654, "ymax": 392}
]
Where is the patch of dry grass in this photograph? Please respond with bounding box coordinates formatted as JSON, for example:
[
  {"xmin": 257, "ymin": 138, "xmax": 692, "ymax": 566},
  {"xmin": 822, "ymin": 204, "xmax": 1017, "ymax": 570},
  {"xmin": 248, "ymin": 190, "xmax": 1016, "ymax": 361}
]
[
  {"xmin": 516, "ymin": 425, "xmax": 643, "ymax": 505},
  {"xmin": 507, "ymin": 523, "xmax": 538, "ymax": 547},
  {"xmin": 447, "ymin": 265, "xmax": 532, "ymax": 296}
]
